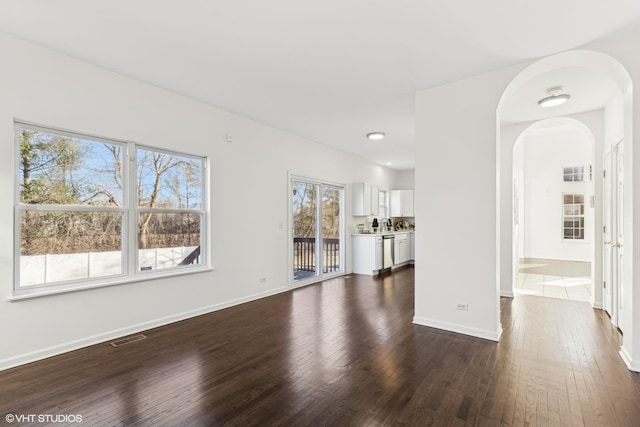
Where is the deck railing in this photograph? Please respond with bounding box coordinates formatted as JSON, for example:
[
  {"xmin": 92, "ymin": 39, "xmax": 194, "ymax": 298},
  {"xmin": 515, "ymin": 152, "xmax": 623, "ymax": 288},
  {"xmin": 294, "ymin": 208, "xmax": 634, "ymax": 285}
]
[
  {"xmin": 179, "ymin": 245, "xmax": 201, "ymax": 266},
  {"xmin": 178, "ymin": 239, "xmax": 339, "ymax": 278},
  {"xmin": 293, "ymin": 237, "xmax": 340, "ymax": 274}
]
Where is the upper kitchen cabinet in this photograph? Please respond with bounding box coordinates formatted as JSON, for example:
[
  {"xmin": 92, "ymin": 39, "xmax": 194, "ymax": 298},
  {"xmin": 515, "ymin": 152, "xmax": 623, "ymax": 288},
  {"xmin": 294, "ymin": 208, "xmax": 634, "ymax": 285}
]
[
  {"xmin": 352, "ymin": 183, "xmax": 379, "ymax": 216},
  {"xmin": 389, "ymin": 190, "xmax": 414, "ymax": 217}
]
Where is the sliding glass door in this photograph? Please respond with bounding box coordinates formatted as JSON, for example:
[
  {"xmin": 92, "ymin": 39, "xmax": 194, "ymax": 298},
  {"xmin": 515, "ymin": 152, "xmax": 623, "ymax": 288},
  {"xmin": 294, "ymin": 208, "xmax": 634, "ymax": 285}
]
[{"xmin": 291, "ymin": 177, "xmax": 344, "ymax": 283}]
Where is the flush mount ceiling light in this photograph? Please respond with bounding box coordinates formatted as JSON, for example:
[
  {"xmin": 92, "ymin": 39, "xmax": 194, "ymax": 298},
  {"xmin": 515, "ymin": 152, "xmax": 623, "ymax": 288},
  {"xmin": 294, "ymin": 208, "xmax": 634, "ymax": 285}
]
[
  {"xmin": 366, "ymin": 132, "xmax": 385, "ymax": 140},
  {"xmin": 538, "ymin": 86, "xmax": 570, "ymax": 108}
]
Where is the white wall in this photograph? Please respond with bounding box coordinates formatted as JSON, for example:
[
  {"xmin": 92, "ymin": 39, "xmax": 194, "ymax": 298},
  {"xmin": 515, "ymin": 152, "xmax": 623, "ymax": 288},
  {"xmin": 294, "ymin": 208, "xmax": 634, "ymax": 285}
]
[
  {"xmin": 0, "ymin": 33, "xmax": 399, "ymax": 370},
  {"xmin": 394, "ymin": 169, "xmax": 415, "ymax": 189},
  {"xmin": 513, "ymin": 136, "xmax": 525, "ymax": 266},
  {"xmin": 520, "ymin": 126, "xmax": 593, "ymax": 262},
  {"xmin": 414, "ymin": 65, "xmax": 520, "ymax": 341},
  {"xmin": 605, "ymin": 91, "xmax": 625, "ymax": 146}
]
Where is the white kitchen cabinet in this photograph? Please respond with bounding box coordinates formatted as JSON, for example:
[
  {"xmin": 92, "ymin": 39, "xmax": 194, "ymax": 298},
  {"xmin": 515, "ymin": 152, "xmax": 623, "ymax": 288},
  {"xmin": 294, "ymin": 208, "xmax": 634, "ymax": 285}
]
[
  {"xmin": 389, "ymin": 190, "xmax": 414, "ymax": 217},
  {"xmin": 352, "ymin": 183, "xmax": 379, "ymax": 216},
  {"xmin": 400, "ymin": 238, "xmax": 410, "ymax": 264},
  {"xmin": 353, "ymin": 234, "xmax": 383, "ymax": 274},
  {"xmin": 410, "ymin": 232, "xmax": 415, "ymax": 262},
  {"xmin": 394, "ymin": 233, "xmax": 410, "ymax": 265},
  {"xmin": 394, "ymin": 238, "xmax": 399, "ymax": 263},
  {"xmin": 402, "ymin": 191, "xmax": 414, "ymax": 216}
]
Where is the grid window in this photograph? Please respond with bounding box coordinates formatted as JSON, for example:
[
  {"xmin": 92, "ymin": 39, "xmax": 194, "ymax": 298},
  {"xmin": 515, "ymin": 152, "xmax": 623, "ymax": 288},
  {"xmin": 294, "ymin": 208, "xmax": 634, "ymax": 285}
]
[
  {"xmin": 14, "ymin": 122, "xmax": 208, "ymax": 297},
  {"xmin": 562, "ymin": 194, "xmax": 585, "ymax": 240},
  {"xmin": 563, "ymin": 165, "xmax": 591, "ymax": 182},
  {"xmin": 378, "ymin": 190, "xmax": 388, "ymax": 218}
]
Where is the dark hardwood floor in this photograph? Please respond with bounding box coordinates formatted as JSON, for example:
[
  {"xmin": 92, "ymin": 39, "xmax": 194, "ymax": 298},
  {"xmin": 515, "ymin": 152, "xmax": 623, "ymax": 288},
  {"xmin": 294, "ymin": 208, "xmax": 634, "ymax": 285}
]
[{"xmin": 2, "ymin": 267, "xmax": 640, "ymax": 426}]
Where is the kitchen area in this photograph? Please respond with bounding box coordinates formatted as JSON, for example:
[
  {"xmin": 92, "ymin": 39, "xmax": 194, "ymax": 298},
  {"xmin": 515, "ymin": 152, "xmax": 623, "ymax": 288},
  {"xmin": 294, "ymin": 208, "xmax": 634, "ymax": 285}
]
[{"xmin": 351, "ymin": 183, "xmax": 415, "ymax": 275}]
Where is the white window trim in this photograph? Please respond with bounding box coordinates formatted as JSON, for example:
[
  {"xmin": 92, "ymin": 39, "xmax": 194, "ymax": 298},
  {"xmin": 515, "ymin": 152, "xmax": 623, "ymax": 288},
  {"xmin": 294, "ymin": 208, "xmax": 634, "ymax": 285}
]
[{"xmin": 11, "ymin": 121, "xmax": 211, "ymax": 300}]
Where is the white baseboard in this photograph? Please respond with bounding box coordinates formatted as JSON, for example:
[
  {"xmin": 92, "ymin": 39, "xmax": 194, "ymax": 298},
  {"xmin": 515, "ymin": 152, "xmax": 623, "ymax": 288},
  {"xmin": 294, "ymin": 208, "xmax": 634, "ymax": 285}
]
[
  {"xmin": 413, "ymin": 316, "xmax": 502, "ymax": 342},
  {"xmin": 591, "ymin": 301, "xmax": 603, "ymax": 309},
  {"xmin": 500, "ymin": 290, "xmax": 514, "ymax": 298},
  {"xmin": 619, "ymin": 345, "xmax": 640, "ymax": 372},
  {"xmin": 0, "ymin": 286, "xmax": 288, "ymax": 372}
]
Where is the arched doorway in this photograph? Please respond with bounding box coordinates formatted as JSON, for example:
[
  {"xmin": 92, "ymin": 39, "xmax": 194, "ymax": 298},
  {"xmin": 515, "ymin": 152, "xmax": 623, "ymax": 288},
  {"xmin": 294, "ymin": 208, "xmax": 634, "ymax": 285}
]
[{"xmin": 497, "ymin": 50, "xmax": 634, "ymax": 367}]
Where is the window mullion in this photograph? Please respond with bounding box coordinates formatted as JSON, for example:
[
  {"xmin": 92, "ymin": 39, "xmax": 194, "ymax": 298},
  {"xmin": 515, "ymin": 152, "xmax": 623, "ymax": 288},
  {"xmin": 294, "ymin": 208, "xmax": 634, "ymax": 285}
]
[
  {"xmin": 137, "ymin": 207, "xmax": 203, "ymax": 215},
  {"xmin": 127, "ymin": 144, "xmax": 138, "ymax": 276},
  {"xmin": 16, "ymin": 204, "xmax": 125, "ymax": 213}
]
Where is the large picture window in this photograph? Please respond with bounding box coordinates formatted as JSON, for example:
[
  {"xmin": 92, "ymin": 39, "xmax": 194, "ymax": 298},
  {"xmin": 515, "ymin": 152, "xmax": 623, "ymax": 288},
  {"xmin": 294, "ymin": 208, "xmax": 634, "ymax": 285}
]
[{"xmin": 14, "ymin": 122, "xmax": 208, "ymax": 297}]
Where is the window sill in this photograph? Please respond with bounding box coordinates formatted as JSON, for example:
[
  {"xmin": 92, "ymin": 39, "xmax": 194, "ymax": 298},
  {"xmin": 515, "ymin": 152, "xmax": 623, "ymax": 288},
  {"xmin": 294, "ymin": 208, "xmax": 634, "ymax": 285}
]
[{"xmin": 7, "ymin": 266, "xmax": 214, "ymax": 302}]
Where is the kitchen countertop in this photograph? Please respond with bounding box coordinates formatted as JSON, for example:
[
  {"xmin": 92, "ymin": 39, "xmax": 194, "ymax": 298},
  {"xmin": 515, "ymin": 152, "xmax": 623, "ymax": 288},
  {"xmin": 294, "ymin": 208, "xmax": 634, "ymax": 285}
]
[{"xmin": 352, "ymin": 230, "xmax": 414, "ymax": 236}]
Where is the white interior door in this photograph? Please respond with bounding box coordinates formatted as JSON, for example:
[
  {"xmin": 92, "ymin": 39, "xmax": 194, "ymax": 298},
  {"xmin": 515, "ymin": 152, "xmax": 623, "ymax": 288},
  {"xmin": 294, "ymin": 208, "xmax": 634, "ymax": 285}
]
[
  {"xmin": 603, "ymin": 140, "xmax": 623, "ymax": 329},
  {"xmin": 615, "ymin": 140, "xmax": 624, "ymax": 329},
  {"xmin": 603, "ymin": 150, "xmax": 613, "ymax": 318}
]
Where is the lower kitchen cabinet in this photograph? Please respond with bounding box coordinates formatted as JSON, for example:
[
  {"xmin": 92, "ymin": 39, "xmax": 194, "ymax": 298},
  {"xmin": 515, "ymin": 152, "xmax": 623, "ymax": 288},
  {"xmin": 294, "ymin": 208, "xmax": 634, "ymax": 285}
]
[
  {"xmin": 352, "ymin": 234, "xmax": 382, "ymax": 275},
  {"xmin": 353, "ymin": 232, "xmax": 414, "ymax": 274},
  {"xmin": 394, "ymin": 233, "xmax": 410, "ymax": 265},
  {"xmin": 410, "ymin": 232, "xmax": 415, "ymax": 262}
]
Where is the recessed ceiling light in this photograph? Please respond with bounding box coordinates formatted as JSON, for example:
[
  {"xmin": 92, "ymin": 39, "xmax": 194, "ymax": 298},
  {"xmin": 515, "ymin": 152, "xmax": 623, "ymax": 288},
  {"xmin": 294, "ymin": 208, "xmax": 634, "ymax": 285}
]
[
  {"xmin": 366, "ymin": 132, "xmax": 385, "ymax": 140},
  {"xmin": 386, "ymin": 162, "xmax": 392, "ymax": 165},
  {"xmin": 538, "ymin": 86, "xmax": 570, "ymax": 108}
]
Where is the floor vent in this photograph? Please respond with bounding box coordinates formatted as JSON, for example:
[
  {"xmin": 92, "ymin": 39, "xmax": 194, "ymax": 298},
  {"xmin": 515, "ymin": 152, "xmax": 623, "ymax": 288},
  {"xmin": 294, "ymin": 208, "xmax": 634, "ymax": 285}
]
[{"xmin": 110, "ymin": 334, "xmax": 147, "ymax": 348}]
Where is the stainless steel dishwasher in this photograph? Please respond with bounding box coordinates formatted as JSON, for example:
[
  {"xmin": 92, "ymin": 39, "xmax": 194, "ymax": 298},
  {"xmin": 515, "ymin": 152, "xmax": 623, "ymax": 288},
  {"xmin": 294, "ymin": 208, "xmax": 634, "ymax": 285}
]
[{"xmin": 382, "ymin": 234, "xmax": 394, "ymax": 273}]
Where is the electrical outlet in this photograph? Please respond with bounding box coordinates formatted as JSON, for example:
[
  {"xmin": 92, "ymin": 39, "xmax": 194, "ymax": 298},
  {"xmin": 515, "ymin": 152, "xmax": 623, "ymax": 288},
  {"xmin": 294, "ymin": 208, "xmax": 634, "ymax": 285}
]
[
  {"xmin": 259, "ymin": 277, "xmax": 267, "ymax": 283},
  {"xmin": 456, "ymin": 303, "xmax": 469, "ymax": 311}
]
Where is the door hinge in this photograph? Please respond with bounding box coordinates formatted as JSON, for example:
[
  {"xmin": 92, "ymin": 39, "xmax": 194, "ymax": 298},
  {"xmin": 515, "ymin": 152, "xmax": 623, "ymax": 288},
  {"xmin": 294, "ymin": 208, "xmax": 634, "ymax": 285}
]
[
  {"xmin": 603, "ymin": 169, "xmax": 606, "ymax": 178},
  {"xmin": 603, "ymin": 225, "xmax": 606, "ymax": 234},
  {"xmin": 603, "ymin": 280, "xmax": 607, "ymax": 289}
]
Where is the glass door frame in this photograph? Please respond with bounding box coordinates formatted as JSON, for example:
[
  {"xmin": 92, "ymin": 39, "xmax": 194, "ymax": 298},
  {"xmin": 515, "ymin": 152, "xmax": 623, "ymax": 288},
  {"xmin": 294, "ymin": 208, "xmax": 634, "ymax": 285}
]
[{"xmin": 288, "ymin": 173, "xmax": 345, "ymax": 287}]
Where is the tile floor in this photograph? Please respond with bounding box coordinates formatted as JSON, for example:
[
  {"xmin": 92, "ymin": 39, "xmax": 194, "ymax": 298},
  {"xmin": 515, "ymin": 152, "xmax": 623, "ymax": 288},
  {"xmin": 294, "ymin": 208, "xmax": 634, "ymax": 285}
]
[{"xmin": 515, "ymin": 258, "xmax": 592, "ymax": 303}]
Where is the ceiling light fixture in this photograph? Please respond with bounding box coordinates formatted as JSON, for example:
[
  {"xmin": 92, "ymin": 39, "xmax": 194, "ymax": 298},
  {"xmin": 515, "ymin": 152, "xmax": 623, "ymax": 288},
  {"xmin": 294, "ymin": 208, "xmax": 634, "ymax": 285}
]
[
  {"xmin": 366, "ymin": 132, "xmax": 385, "ymax": 140},
  {"xmin": 538, "ymin": 86, "xmax": 570, "ymax": 108}
]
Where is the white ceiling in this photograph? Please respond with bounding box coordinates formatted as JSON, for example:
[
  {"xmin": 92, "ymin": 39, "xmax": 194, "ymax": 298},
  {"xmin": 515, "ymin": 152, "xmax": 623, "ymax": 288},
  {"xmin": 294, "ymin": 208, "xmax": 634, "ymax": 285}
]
[{"xmin": 1, "ymin": 1, "xmax": 640, "ymax": 170}]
